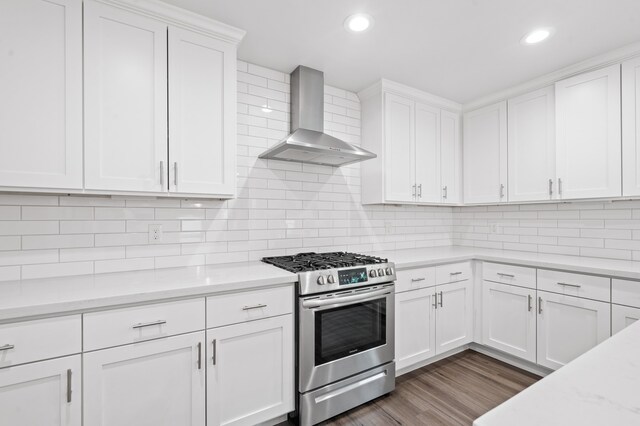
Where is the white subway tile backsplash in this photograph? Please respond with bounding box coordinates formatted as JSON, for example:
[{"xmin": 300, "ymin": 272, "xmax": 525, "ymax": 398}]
[
  {"xmin": 60, "ymin": 221, "xmax": 125, "ymax": 234},
  {"xmin": 94, "ymin": 258, "xmax": 154, "ymax": 274},
  {"xmin": 95, "ymin": 208, "xmax": 154, "ymax": 220},
  {"xmin": 22, "ymin": 261, "xmax": 93, "ymax": 280},
  {"xmin": 0, "ymin": 249, "xmax": 58, "ymax": 266},
  {"xmin": 0, "ymin": 206, "xmax": 20, "ymax": 220},
  {"xmin": 22, "ymin": 234, "xmax": 94, "ymax": 250},
  {"xmin": 0, "ymin": 266, "xmax": 20, "ymax": 281},
  {"xmin": 0, "ymin": 236, "xmax": 21, "ymax": 251},
  {"xmin": 60, "ymin": 247, "xmax": 125, "ymax": 262}
]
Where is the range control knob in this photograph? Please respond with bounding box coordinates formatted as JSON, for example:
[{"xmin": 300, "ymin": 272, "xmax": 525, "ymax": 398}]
[
  {"xmin": 386, "ymin": 267, "xmax": 393, "ymax": 275},
  {"xmin": 317, "ymin": 275, "xmax": 326, "ymax": 285},
  {"xmin": 378, "ymin": 268, "xmax": 385, "ymax": 276},
  {"xmin": 369, "ymin": 269, "xmax": 377, "ymax": 278},
  {"xmin": 327, "ymin": 275, "xmax": 336, "ymax": 284}
]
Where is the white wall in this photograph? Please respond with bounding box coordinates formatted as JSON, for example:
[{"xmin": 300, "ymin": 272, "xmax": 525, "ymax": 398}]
[
  {"xmin": 0, "ymin": 61, "xmax": 453, "ymax": 281},
  {"xmin": 453, "ymin": 201, "xmax": 640, "ymax": 261}
]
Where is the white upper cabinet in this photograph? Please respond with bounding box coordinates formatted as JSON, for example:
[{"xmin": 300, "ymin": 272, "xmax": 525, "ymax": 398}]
[
  {"xmin": 360, "ymin": 80, "xmax": 462, "ymax": 205},
  {"xmin": 168, "ymin": 27, "xmax": 236, "ymax": 197},
  {"xmin": 415, "ymin": 103, "xmax": 441, "ymax": 203},
  {"xmin": 508, "ymin": 86, "xmax": 556, "ymax": 202},
  {"xmin": 463, "ymin": 101, "xmax": 508, "ymax": 204},
  {"xmin": 622, "ymin": 57, "xmax": 640, "ymax": 196},
  {"xmin": 84, "ymin": 0, "xmax": 168, "ymax": 193},
  {"xmin": 440, "ymin": 110, "xmax": 462, "ymax": 204},
  {"xmin": 555, "ymin": 64, "xmax": 622, "ymax": 199},
  {"xmin": 384, "ymin": 93, "xmax": 416, "ymax": 203},
  {"xmin": 0, "ymin": 0, "xmax": 83, "ymax": 190}
]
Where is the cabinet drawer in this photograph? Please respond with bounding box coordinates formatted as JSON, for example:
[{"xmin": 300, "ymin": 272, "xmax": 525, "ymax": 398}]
[
  {"xmin": 207, "ymin": 285, "xmax": 293, "ymax": 329},
  {"xmin": 538, "ymin": 269, "xmax": 610, "ymax": 302},
  {"xmin": 84, "ymin": 298, "xmax": 205, "ymax": 351},
  {"xmin": 435, "ymin": 262, "xmax": 471, "ymax": 284},
  {"xmin": 482, "ymin": 262, "xmax": 536, "ymax": 289},
  {"xmin": 612, "ymin": 279, "xmax": 640, "ymax": 308},
  {"xmin": 395, "ymin": 267, "xmax": 436, "ymax": 293},
  {"xmin": 0, "ymin": 315, "xmax": 81, "ymax": 368}
]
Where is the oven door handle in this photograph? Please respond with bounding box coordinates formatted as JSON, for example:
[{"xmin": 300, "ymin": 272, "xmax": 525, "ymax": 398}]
[{"xmin": 302, "ymin": 288, "xmax": 392, "ymax": 309}]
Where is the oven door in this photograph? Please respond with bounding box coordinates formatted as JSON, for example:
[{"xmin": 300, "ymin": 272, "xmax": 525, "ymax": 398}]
[{"xmin": 299, "ymin": 284, "xmax": 395, "ymax": 393}]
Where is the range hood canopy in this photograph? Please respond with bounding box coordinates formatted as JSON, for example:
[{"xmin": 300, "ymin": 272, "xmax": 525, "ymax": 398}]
[{"xmin": 259, "ymin": 66, "xmax": 376, "ymax": 167}]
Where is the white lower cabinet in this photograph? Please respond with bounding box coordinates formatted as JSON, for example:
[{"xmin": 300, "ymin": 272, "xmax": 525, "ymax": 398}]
[
  {"xmin": 536, "ymin": 291, "xmax": 610, "ymax": 370},
  {"xmin": 612, "ymin": 304, "xmax": 640, "ymax": 334},
  {"xmin": 207, "ymin": 314, "xmax": 294, "ymax": 426},
  {"xmin": 435, "ymin": 280, "xmax": 474, "ymax": 353},
  {"xmin": 395, "ymin": 288, "xmax": 436, "ymax": 370},
  {"xmin": 482, "ymin": 281, "xmax": 536, "ymax": 363},
  {"xmin": 83, "ymin": 332, "xmax": 206, "ymax": 426},
  {"xmin": 0, "ymin": 354, "xmax": 81, "ymax": 426}
]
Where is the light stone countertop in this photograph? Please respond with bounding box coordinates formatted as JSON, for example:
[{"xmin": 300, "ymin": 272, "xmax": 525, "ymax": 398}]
[{"xmin": 473, "ymin": 318, "xmax": 640, "ymax": 426}]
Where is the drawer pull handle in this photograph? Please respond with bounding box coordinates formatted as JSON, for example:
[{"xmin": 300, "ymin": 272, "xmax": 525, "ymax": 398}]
[
  {"xmin": 242, "ymin": 304, "xmax": 267, "ymax": 311},
  {"xmin": 0, "ymin": 344, "xmax": 15, "ymax": 351},
  {"xmin": 66, "ymin": 369, "xmax": 72, "ymax": 403},
  {"xmin": 197, "ymin": 342, "xmax": 202, "ymax": 370},
  {"xmin": 212, "ymin": 339, "xmax": 217, "ymax": 365},
  {"xmin": 450, "ymin": 272, "xmax": 463, "ymax": 276},
  {"xmin": 132, "ymin": 320, "xmax": 167, "ymax": 329},
  {"xmin": 557, "ymin": 282, "xmax": 581, "ymax": 289},
  {"xmin": 497, "ymin": 273, "xmax": 515, "ymax": 278},
  {"xmin": 411, "ymin": 277, "xmax": 426, "ymax": 282}
]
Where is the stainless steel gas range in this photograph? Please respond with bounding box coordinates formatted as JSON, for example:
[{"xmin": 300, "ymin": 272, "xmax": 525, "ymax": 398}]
[{"xmin": 262, "ymin": 252, "xmax": 396, "ymax": 426}]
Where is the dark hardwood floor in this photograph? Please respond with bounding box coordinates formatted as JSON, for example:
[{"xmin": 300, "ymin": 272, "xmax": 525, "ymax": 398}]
[{"xmin": 290, "ymin": 350, "xmax": 540, "ymax": 426}]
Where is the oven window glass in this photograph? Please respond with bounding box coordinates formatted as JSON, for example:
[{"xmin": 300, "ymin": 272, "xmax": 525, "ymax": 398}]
[{"xmin": 315, "ymin": 298, "xmax": 386, "ymax": 365}]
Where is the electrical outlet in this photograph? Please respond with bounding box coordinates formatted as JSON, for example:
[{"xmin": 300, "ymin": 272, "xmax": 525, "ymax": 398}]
[{"xmin": 149, "ymin": 224, "xmax": 163, "ymax": 244}]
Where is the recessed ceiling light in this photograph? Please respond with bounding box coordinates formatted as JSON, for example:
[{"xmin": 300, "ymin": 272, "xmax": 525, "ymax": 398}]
[
  {"xmin": 521, "ymin": 27, "xmax": 554, "ymax": 45},
  {"xmin": 344, "ymin": 13, "xmax": 373, "ymax": 33}
]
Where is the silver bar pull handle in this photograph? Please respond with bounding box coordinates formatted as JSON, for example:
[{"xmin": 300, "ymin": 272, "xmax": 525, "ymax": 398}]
[
  {"xmin": 197, "ymin": 342, "xmax": 202, "ymax": 370},
  {"xmin": 174, "ymin": 162, "xmax": 178, "ymax": 186},
  {"xmin": 242, "ymin": 304, "xmax": 267, "ymax": 311},
  {"xmin": 439, "ymin": 291, "xmax": 443, "ymax": 308},
  {"xmin": 497, "ymin": 273, "xmax": 515, "ymax": 278},
  {"xmin": 160, "ymin": 161, "xmax": 164, "ymax": 187},
  {"xmin": 412, "ymin": 184, "xmax": 416, "ymax": 198},
  {"xmin": 0, "ymin": 344, "xmax": 14, "ymax": 351},
  {"xmin": 538, "ymin": 297, "xmax": 543, "ymax": 314},
  {"xmin": 528, "ymin": 294, "xmax": 533, "ymax": 312},
  {"xmin": 558, "ymin": 178, "xmax": 563, "ymax": 195},
  {"xmin": 450, "ymin": 272, "xmax": 463, "ymax": 276},
  {"xmin": 557, "ymin": 282, "xmax": 581, "ymax": 289},
  {"xmin": 132, "ymin": 319, "xmax": 167, "ymax": 329},
  {"xmin": 500, "ymin": 184, "xmax": 505, "ymax": 199},
  {"xmin": 549, "ymin": 178, "xmax": 553, "ymax": 196},
  {"xmin": 443, "ymin": 186, "xmax": 448, "ymax": 199},
  {"xmin": 212, "ymin": 339, "xmax": 217, "ymax": 365},
  {"xmin": 433, "ymin": 293, "xmax": 438, "ymax": 309},
  {"xmin": 411, "ymin": 277, "xmax": 426, "ymax": 282},
  {"xmin": 418, "ymin": 184, "xmax": 422, "ymax": 198},
  {"xmin": 66, "ymin": 369, "xmax": 72, "ymax": 403}
]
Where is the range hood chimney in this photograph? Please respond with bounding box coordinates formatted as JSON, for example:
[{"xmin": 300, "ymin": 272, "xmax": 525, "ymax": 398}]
[{"xmin": 259, "ymin": 66, "xmax": 376, "ymax": 167}]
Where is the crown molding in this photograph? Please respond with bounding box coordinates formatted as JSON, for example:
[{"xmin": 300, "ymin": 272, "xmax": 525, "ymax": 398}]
[
  {"xmin": 94, "ymin": 0, "xmax": 246, "ymax": 45},
  {"xmin": 358, "ymin": 79, "xmax": 462, "ymax": 112},
  {"xmin": 463, "ymin": 40, "xmax": 640, "ymax": 112}
]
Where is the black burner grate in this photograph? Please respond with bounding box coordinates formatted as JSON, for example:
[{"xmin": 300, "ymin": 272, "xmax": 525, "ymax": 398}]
[{"xmin": 262, "ymin": 252, "xmax": 388, "ymax": 273}]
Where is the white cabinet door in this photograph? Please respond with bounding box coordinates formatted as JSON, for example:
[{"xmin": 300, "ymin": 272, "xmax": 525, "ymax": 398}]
[
  {"xmin": 0, "ymin": 355, "xmax": 81, "ymax": 426},
  {"xmin": 440, "ymin": 110, "xmax": 461, "ymax": 204},
  {"xmin": 384, "ymin": 93, "xmax": 416, "ymax": 202},
  {"xmin": 612, "ymin": 304, "xmax": 640, "ymax": 334},
  {"xmin": 207, "ymin": 315, "xmax": 294, "ymax": 426},
  {"xmin": 435, "ymin": 280, "xmax": 473, "ymax": 354},
  {"xmin": 395, "ymin": 288, "xmax": 436, "ymax": 370},
  {"xmin": 84, "ymin": 0, "xmax": 168, "ymax": 193},
  {"xmin": 555, "ymin": 65, "xmax": 622, "ymax": 199},
  {"xmin": 0, "ymin": 0, "xmax": 82, "ymax": 190},
  {"xmin": 168, "ymin": 27, "xmax": 236, "ymax": 197},
  {"xmin": 623, "ymin": 57, "xmax": 640, "ymax": 196},
  {"xmin": 508, "ymin": 86, "xmax": 556, "ymax": 202},
  {"xmin": 482, "ymin": 281, "xmax": 536, "ymax": 363},
  {"xmin": 414, "ymin": 102, "xmax": 441, "ymax": 203},
  {"xmin": 84, "ymin": 332, "xmax": 205, "ymax": 426},
  {"xmin": 537, "ymin": 291, "xmax": 610, "ymax": 370},
  {"xmin": 463, "ymin": 101, "xmax": 508, "ymax": 203}
]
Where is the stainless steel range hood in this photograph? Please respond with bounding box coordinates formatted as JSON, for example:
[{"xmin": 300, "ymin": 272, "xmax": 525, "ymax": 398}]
[{"xmin": 259, "ymin": 66, "xmax": 376, "ymax": 167}]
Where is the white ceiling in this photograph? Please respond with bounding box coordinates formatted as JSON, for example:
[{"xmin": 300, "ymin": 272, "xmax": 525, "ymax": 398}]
[{"xmin": 163, "ymin": 0, "xmax": 640, "ymax": 104}]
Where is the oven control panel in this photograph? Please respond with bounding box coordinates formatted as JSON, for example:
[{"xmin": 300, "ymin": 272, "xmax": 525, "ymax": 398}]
[{"xmin": 301, "ymin": 263, "xmax": 396, "ymax": 295}]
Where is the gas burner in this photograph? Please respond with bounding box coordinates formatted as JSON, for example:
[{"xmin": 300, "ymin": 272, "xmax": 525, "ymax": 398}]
[{"xmin": 262, "ymin": 251, "xmax": 388, "ymax": 273}]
